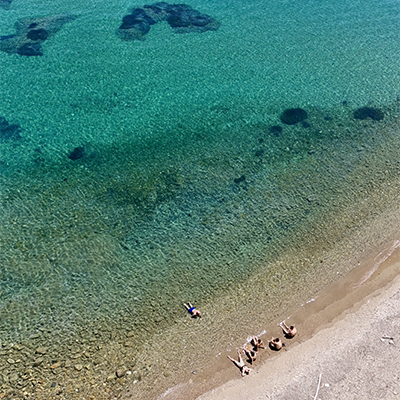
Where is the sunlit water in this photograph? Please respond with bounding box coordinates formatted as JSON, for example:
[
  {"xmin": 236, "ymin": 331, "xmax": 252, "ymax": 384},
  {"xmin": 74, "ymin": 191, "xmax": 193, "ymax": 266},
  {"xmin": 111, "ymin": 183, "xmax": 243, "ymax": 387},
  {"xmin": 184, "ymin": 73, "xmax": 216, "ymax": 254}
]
[{"xmin": 0, "ymin": 0, "xmax": 399, "ymax": 398}]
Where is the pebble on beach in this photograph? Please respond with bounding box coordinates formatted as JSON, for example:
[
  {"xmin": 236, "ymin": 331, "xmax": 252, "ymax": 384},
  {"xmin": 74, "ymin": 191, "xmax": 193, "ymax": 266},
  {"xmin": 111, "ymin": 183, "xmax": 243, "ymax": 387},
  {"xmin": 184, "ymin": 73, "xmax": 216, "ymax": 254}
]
[
  {"xmin": 131, "ymin": 370, "xmax": 141, "ymax": 381},
  {"xmin": 33, "ymin": 358, "xmax": 43, "ymax": 367},
  {"xmin": 74, "ymin": 364, "xmax": 83, "ymax": 371},
  {"xmin": 116, "ymin": 369, "xmax": 126, "ymax": 378},
  {"xmin": 35, "ymin": 347, "xmax": 48, "ymax": 355}
]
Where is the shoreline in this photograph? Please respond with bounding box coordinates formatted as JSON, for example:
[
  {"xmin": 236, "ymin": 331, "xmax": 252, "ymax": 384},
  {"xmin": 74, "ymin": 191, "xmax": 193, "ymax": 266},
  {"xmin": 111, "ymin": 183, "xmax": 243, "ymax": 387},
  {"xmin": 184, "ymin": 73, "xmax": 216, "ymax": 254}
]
[
  {"xmin": 197, "ymin": 254, "xmax": 400, "ymax": 399},
  {"xmin": 156, "ymin": 236, "xmax": 400, "ymax": 400}
]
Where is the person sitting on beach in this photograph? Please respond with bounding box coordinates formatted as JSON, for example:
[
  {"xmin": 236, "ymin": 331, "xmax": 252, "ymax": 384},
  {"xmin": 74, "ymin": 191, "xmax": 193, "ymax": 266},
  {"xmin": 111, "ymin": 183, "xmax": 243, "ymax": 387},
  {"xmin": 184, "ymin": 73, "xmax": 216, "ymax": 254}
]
[
  {"xmin": 250, "ymin": 336, "xmax": 265, "ymax": 350},
  {"xmin": 280, "ymin": 321, "xmax": 297, "ymax": 338},
  {"xmin": 268, "ymin": 337, "xmax": 284, "ymax": 351},
  {"xmin": 243, "ymin": 347, "xmax": 257, "ymax": 364},
  {"xmin": 183, "ymin": 302, "xmax": 202, "ymax": 318},
  {"xmin": 227, "ymin": 350, "xmax": 252, "ymax": 376}
]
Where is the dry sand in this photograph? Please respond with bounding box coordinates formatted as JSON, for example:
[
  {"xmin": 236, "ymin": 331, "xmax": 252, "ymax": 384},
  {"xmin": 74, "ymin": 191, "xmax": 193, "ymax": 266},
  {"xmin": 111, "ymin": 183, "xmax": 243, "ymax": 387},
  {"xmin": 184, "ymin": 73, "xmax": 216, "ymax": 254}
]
[{"xmin": 159, "ymin": 239, "xmax": 400, "ymax": 400}]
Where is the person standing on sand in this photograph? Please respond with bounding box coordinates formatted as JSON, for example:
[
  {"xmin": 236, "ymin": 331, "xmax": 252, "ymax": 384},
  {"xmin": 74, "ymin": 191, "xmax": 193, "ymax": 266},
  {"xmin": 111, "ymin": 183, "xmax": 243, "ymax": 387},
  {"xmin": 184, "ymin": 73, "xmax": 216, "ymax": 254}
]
[
  {"xmin": 227, "ymin": 350, "xmax": 252, "ymax": 376},
  {"xmin": 183, "ymin": 302, "xmax": 202, "ymax": 318}
]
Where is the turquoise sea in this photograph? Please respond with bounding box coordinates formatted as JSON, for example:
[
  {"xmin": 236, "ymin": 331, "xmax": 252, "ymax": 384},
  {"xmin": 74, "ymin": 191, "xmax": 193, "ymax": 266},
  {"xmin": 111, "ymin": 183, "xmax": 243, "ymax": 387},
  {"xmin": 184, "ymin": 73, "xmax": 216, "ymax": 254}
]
[{"xmin": 0, "ymin": 0, "xmax": 399, "ymax": 398}]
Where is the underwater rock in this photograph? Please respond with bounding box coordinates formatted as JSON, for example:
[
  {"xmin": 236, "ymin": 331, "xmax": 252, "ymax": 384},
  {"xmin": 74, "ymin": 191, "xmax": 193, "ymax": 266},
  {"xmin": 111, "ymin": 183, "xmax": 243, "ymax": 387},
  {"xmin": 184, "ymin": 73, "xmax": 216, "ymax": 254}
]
[
  {"xmin": 280, "ymin": 108, "xmax": 308, "ymax": 125},
  {"xmin": 17, "ymin": 42, "xmax": 43, "ymax": 56},
  {"xmin": 270, "ymin": 125, "xmax": 282, "ymax": 136},
  {"xmin": 0, "ymin": 116, "xmax": 22, "ymax": 140},
  {"xmin": 234, "ymin": 175, "xmax": 246, "ymax": 184},
  {"xmin": 68, "ymin": 146, "xmax": 85, "ymax": 160},
  {"xmin": 0, "ymin": 0, "xmax": 12, "ymax": 10},
  {"xmin": 26, "ymin": 28, "xmax": 49, "ymax": 41},
  {"xmin": 0, "ymin": 14, "xmax": 76, "ymax": 56},
  {"xmin": 117, "ymin": 2, "xmax": 220, "ymax": 41},
  {"xmin": 353, "ymin": 106, "xmax": 384, "ymax": 121},
  {"xmin": 166, "ymin": 4, "xmax": 220, "ymax": 34}
]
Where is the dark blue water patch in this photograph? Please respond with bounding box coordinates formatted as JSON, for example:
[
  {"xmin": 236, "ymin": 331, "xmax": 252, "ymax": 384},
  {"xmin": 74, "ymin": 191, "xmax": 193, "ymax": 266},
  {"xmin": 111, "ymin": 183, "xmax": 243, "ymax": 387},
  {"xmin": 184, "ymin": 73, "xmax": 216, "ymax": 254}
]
[
  {"xmin": 280, "ymin": 108, "xmax": 308, "ymax": 125},
  {"xmin": 68, "ymin": 146, "xmax": 85, "ymax": 160},
  {"xmin": 353, "ymin": 106, "xmax": 384, "ymax": 121},
  {"xmin": 0, "ymin": 34, "xmax": 15, "ymax": 41},
  {"xmin": 270, "ymin": 125, "xmax": 283, "ymax": 137},
  {"xmin": 0, "ymin": 14, "xmax": 76, "ymax": 56},
  {"xmin": 117, "ymin": 2, "xmax": 220, "ymax": 41},
  {"xmin": 17, "ymin": 42, "xmax": 43, "ymax": 56},
  {"xmin": 0, "ymin": 116, "xmax": 22, "ymax": 141}
]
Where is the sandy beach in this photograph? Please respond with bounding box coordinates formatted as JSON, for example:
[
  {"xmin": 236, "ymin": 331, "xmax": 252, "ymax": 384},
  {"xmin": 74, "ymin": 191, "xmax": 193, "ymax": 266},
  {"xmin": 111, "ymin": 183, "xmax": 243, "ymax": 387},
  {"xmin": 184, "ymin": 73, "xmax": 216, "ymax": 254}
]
[
  {"xmin": 198, "ymin": 249, "xmax": 400, "ymax": 400},
  {"xmin": 156, "ymin": 238, "xmax": 400, "ymax": 400}
]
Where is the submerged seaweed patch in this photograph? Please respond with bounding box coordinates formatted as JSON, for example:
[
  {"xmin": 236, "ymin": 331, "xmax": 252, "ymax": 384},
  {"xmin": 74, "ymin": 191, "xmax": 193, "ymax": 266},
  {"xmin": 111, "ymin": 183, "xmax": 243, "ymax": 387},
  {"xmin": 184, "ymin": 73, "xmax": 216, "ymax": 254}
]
[
  {"xmin": 270, "ymin": 125, "xmax": 283, "ymax": 136},
  {"xmin": 0, "ymin": 116, "xmax": 22, "ymax": 140},
  {"xmin": 117, "ymin": 2, "xmax": 220, "ymax": 41},
  {"xmin": 68, "ymin": 146, "xmax": 85, "ymax": 160},
  {"xmin": 0, "ymin": 14, "xmax": 76, "ymax": 56},
  {"xmin": 280, "ymin": 108, "xmax": 308, "ymax": 125},
  {"xmin": 353, "ymin": 106, "xmax": 384, "ymax": 121}
]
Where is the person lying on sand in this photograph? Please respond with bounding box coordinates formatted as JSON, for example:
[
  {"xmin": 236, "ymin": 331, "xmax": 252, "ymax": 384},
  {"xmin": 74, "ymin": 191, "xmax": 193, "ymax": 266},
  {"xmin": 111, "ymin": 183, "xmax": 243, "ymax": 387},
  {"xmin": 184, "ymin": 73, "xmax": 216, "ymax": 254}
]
[
  {"xmin": 243, "ymin": 347, "xmax": 257, "ymax": 364},
  {"xmin": 280, "ymin": 321, "xmax": 297, "ymax": 338},
  {"xmin": 227, "ymin": 350, "xmax": 252, "ymax": 376},
  {"xmin": 250, "ymin": 336, "xmax": 265, "ymax": 350},
  {"xmin": 183, "ymin": 302, "xmax": 202, "ymax": 318}
]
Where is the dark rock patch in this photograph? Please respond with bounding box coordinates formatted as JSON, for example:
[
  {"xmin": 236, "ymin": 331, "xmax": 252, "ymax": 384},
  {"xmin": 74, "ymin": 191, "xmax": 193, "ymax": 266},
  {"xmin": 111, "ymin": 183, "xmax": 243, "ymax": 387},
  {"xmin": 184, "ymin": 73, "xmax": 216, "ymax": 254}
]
[
  {"xmin": 234, "ymin": 175, "xmax": 246, "ymax": 184},
  {"xmin": 270, "ymin": 125, "xmax": 282, "ymax": 136},
  {"xmin": 280, "ymin": 108, "xmax": 308, "ymax": 125},
  {"xmin": 0, "ymin": 116, "xmax": 22, "ymax": 141},
  {"xmin": 233, "ymin": 174, "xmax": 247, "ymax": 193},
  {"xmin": 26, "ymin": 28, "xmax": 49, "ymax": 41},
  {"xmin": 255, "ymin": 149, "xmax": 264, "ymax": 157},
  {"xmin": 0, "ymin": 34, "xmax": 16, "ymax": 41},
  {"xmin": 0, "ymin": 14, "xmax": 76, "ymax": 56},
  {"xmin": 353, "ymin": 107, "xmax": 384, "ymax": 121},
  {"xmin": 68, "ymin": 146, "xmax": 85, "ymax": 160},
  {"xmin": 166, "ymin": 4, "xmax": 216, "ymax": 33},
  {"xmin": 301, "ymin": 121, "xmax": 311, "ymax": 128},
  {"xmin": 17, "ymin": 43, "xmax": 43, "ymax": 56},
  {"xmin": 117, "ymin": 2, "xmax": 220, "ymax": 41}
]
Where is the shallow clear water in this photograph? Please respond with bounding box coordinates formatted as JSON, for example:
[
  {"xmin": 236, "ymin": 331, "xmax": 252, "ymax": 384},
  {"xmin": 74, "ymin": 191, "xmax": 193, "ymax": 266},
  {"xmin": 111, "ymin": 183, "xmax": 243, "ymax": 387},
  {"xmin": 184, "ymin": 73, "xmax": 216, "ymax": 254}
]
[{"xmin": 0, "ymin": 0, "xmax": 399, "ymax": 397}]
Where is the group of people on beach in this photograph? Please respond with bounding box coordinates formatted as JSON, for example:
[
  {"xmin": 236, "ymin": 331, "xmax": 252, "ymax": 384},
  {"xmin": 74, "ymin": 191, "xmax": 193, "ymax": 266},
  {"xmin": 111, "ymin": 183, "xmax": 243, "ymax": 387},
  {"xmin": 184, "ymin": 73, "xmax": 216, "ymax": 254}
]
[
  {"xmin": 183, "ymin": 302, "xmax": 297, "ymax": 377},
  {"xmin": 227, "ymin": 321, "xmax": 297, "ymax": 376}
]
